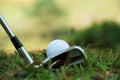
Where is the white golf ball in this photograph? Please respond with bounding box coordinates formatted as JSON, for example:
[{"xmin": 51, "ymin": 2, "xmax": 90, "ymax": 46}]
[{"xmin": 46, "ymin": 39, "xmax": 70, "ymax": 58}]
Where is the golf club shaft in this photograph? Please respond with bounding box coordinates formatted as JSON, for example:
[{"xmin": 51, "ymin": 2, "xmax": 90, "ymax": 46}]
[{"xmin": 0, "ymin": 14, "xmax": 33, "ymax": 64}]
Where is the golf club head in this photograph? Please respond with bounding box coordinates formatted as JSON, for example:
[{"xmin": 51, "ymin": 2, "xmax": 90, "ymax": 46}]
[{"xmin": 40, "ymin": 46, "xmax": 87, "ymax": 69}]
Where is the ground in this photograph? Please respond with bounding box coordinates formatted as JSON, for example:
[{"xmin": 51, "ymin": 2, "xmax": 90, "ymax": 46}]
[{"xmin": 0, "ymin": 48, "xmax": 120, "ymax": 80}]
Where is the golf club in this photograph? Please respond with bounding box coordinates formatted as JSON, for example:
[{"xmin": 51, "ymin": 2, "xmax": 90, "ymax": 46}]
[
  {"xmin": 0, "ymin": 14, "xmax": 87, "ymax": 69},
  {"xmin": 0, "ymin": 14, "xmax": 34, "ymax": 64},
  {"xmin": 40, "ymin": 39, "xmax": 87, "ymax": 69}
]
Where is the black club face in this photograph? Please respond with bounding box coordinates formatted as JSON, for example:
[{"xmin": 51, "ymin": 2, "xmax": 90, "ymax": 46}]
[
  {"xmin": 50, "ymin": 46, "xmax": 87, "ymax": 69},
  {"xmin": 51, "ymin": 52, "xmax": 68, "ymax": 69}
]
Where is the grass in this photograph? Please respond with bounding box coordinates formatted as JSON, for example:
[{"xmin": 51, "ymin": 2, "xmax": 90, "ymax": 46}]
[{"xmin": 0, "ymin": 48, "xmax": 120, "ymax": 80}]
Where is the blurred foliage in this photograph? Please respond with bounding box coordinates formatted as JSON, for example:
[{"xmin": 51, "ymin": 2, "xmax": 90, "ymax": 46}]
[
  {"xmin": 38, "ymin": 20, "xmax": 120, "ymax": 49},
  {"xmin": 27, "ymin": 0, "xmax": 120, "ymax": 49},
  {"xmin": 29, "ymin": 0, "xmax": 67, "ymax": 29},
  {"xmin": 32, "ymin": 0, "xmax": 63, "ymax": 16},
  {"xmin": 72, "ymin": 21, "xmax": 120, "ymax": 49},
  {"xmin": 40, "ymin": 27, "xmax": 71, "ymax": 40}
]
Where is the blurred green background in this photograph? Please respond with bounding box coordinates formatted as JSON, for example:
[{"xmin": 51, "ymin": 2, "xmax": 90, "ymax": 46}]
[{"xmin": 0, "ymin": 0, "xmax": 120, "ymax": 52}]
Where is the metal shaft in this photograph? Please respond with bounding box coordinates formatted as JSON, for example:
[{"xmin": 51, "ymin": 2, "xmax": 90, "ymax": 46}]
[
  {"xmin": 0, "ymin": 15, "xmax": 15, "ymax": 38},
  {"xmin": 0, "ymin": 14, "xmax": 33, "ymax": 64}
]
